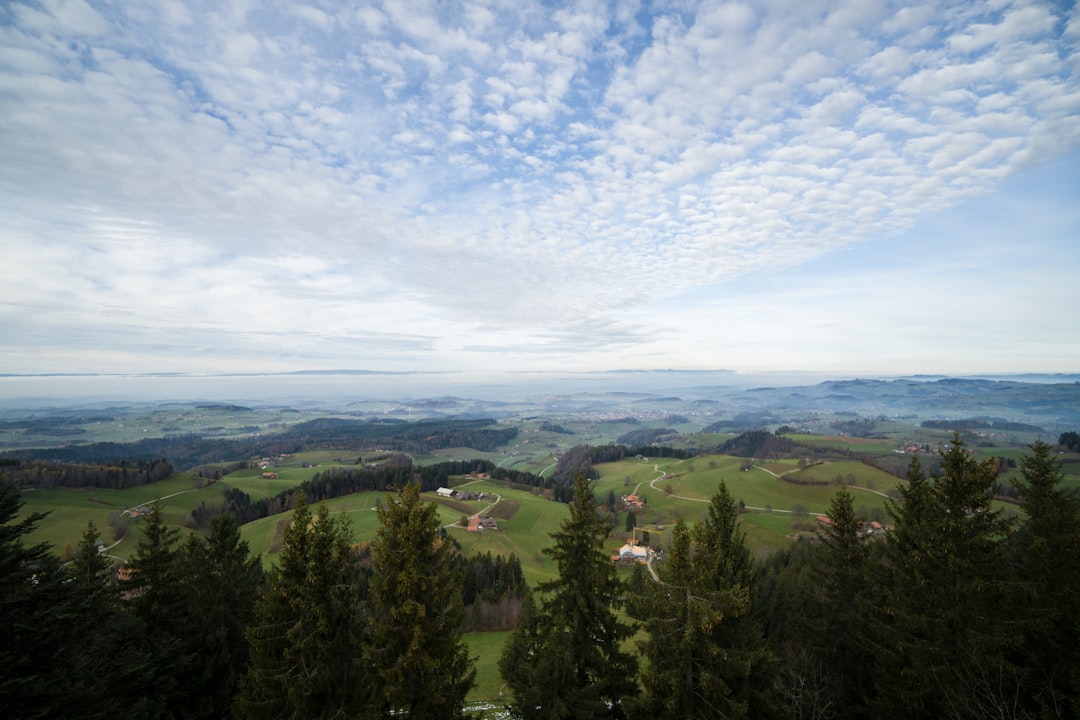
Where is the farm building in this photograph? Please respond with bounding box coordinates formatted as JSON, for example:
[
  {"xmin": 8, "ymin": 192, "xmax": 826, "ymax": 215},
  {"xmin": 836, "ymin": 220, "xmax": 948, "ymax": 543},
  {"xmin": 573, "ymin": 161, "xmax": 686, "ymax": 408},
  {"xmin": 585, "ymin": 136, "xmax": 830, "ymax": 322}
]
[
  {"xmin": 613, "ymin": 541, "xmax": 649, "ymax": 563},
  {"xmin": 436, "ymin": 487, "xmax": 457, "ymax": 498},
  {"xmin": 466, "ymin": 514, "xmax": 498, "ymax": 532}
]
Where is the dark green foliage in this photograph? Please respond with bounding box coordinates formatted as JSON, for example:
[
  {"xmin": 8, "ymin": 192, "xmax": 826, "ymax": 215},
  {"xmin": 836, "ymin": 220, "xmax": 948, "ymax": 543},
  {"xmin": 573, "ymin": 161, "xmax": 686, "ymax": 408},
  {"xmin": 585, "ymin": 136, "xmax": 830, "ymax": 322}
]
[
  {"xmin": 615, "ymin": 427, "xmax": 678, "ymax": 446},
  {"xmin": 177, "ymin": 513, "xmax": 264, "ymax": 718},
  {"xmin": 501, "ymin": 474, "xmax": 638, "ymax": 719},
  {"xmin": 632, "ymin": 483, "xmax": 779, "ymax": 720},
  {"xmin": 367, "ymin": 482, "xmax": 475, "ymax": 718},
  {"xmin": 719, "ymin": 430, "xmax": 796, "ymax": 458},
  {"xmin": 877, "ymin": 436, "xmax": 1020, "ymax": 718},
  {"xmin": 1058, "ymin": 430, "xmax": 1080, "ymax": 450},
  {"xmin": 1, "ymin": 484, "xmax": 159, "ymax": 719},
  {"xmin": 2, "ymin": 417, "xmax": 517, "ymax": 470},
  {"xmin": 461, "ymin": 551, "xmax": 528, "ymax": 631},
  {"xmin": 1013, "ymin": 441, "xmax": 1080, "ymax": 716},
  {"xmin": 920, "ymin": 417, "xmax": 1046, "ymax": 433},
  {"xmin": 775, "ymin": 486, "xmax": 878, "ymax": 720},
  {"xmin": 236, "ymin": 494, "xmax": 370, "ymax": 719},
  {"xmin": 0, "ymin": 458, "xmax": 173, "ymax": 489}
]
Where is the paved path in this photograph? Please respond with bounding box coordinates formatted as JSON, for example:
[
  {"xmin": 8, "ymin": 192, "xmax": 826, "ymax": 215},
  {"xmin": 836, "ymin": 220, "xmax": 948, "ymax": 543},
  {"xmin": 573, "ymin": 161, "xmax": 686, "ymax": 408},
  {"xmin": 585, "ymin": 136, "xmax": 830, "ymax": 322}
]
[{"xmin": 101, "ymin": 489, "xmax": 204, "ymax": 554}]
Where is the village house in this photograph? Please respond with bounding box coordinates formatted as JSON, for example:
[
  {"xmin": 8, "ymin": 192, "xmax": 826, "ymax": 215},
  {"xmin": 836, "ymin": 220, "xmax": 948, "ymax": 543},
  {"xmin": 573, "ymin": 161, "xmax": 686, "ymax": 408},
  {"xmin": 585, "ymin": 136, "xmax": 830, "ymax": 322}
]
[
  {"xmin": 436, "ymin": 487, "xmax": 457, "ymax": 498},
  {"xmin": 466, "ymin": 514, "xmax": 498, "ymax": 532},
  {"xmin": 612, "ymin": 541, "xmax": 650, "ymax": 563}
]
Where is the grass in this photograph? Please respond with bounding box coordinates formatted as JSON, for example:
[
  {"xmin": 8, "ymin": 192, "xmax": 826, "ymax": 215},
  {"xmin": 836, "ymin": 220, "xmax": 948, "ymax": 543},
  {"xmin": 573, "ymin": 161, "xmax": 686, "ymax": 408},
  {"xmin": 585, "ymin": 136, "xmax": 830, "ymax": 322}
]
[
  {"xmin": 20, "ymin": 474, "xmax": 226, "ymax": 560},
  {"xmin": 464, "ymin": 631, "xmax": 511, "ymax": 703}
]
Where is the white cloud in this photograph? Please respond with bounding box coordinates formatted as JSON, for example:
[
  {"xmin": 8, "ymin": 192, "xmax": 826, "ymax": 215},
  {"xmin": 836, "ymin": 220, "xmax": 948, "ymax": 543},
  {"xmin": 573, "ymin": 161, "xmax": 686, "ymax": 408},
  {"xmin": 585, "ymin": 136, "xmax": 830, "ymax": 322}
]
[{"xmin": 0, "ymin": 0, "xmax": 1076, "ymax": 376}]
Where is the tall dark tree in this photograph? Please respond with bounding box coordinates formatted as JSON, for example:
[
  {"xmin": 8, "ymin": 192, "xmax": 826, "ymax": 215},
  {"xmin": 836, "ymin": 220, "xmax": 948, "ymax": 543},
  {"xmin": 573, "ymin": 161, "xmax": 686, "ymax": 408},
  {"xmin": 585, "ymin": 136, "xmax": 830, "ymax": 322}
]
[
  {"xmin": 501, "ymin": 473, "xmax": 638, "ymax": 719},
  {"xmin": 178, "ymin": 513, "xmax": 264, "ymax": 719},
  {"xmin": 1, "ymin": 481, "xmax": 68, "ymax": 717},
  {"xmin": 1013, "ymin": 440, "xmax": 1080, "ymax": 716},
  {"xmin": 367, "ymin": 482, "xmax": 475, "ymax": 719},
  {"xmin": 803, "ymin": 485, "xmax": 876, "ymax": 720},
  {"xmin": 236, "ymin": 494, "xmax": 369, "ymax": 719},
  {"xmin": 125, "ymin": 501, "xmax": 183, "ymax": 637},
  {"xmin": 877, "ymin": 436, "xmax": 1019, "ymax": 718},
  {"xmin": 633, "ymin": 482, "xmax": 778, "ymax": 719},
  {"xmin": 1, "ymin": 484, "xmax": 158, "ymax": 719}
]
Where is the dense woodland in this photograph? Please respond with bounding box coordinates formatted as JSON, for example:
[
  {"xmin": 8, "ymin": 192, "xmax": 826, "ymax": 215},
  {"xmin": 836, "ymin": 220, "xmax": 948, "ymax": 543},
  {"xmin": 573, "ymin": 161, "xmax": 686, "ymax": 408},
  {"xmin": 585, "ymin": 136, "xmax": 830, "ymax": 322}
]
[
  {"xmin": 0, "ymin": 417, "xmax": 519, "ymax": 470},
  {"xmin": 2, "ymin": 435, "xmax": 1078, "ymax": 718}
]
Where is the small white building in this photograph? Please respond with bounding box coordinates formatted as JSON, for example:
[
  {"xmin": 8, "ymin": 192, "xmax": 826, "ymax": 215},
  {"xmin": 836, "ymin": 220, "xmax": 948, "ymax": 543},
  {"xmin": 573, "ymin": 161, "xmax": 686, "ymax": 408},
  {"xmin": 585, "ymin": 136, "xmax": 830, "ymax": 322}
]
[
  {"xmin": 616, "ymin": 542, "xmax": 649, "ymax": 563},
  {"xmin": 436, "ymin": 487, "xmax": 456, "ymax": 498}
]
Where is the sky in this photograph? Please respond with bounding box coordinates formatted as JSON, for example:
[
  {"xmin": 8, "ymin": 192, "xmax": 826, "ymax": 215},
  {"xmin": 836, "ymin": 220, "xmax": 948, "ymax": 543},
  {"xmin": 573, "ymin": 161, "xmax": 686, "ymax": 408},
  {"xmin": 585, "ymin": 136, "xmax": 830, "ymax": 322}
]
[{"xmin": 1, "ymin": 0, "xmax": 1079, "ymax": 383}]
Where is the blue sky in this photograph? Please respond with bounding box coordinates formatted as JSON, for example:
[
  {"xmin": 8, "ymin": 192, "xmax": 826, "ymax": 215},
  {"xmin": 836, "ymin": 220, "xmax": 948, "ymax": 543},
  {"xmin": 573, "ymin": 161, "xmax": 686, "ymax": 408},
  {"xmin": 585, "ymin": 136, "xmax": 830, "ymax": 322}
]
[{"xmin": 1, "ymin": 0, "xmax": 1078, "ymax": 379}]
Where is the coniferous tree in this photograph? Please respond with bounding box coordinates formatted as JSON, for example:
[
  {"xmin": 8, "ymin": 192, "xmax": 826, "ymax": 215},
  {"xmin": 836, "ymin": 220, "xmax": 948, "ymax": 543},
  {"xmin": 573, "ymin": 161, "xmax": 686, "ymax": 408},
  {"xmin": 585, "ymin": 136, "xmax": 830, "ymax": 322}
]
[
  {"xmin": 125, "ymin": 501, "xmax": 183, "ymax": 636},
  {"xmin": 877, "ymin": 436, "xmax": 1019, "ymax": 718},
  {"xmin": 367, "ymin": 482, "xmax": 475, "ymax": 719},
  {"xmin": 1013, "ymin": 440, "xmax": 1080, "ymax": 716},
  {"xmin": 502, "ymin": 473, "xmax": 638, "ymax": 719},
  {"xmin": 1, "ymin": 484, "xmax": 159, "ymax": 718},
  {"xmin": 236, "ymin": 494, "xmax": 369, "ymax": 719},
  {"xmin": 633, "ymin": 482, "xmax": 778, "ymax": 719},
  {"xmin": 178, "ymin": 513, "xmax": 264, "ymax": 719},
  {"xmin": 806, "ymin": 485, "xmax": 876, "ymax": 719},
  {"xmin": 123, "ymin": 500, "xmax": 189, "ymax": 709}
]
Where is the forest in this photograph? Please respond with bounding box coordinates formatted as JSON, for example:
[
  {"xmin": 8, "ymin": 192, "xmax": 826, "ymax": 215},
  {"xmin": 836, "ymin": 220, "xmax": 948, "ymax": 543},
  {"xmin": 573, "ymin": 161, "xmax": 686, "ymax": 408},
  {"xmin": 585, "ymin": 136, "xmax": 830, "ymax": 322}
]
[{"xmin": 2, "ymin": 432, "xmax": 1078, "ymax": 718}]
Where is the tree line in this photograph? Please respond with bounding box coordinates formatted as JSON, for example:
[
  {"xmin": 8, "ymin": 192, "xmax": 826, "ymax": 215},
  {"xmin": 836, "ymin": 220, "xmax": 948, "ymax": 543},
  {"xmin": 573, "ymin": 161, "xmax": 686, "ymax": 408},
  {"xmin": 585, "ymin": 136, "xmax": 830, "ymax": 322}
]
[
  {"xmin": 1, "ymin": 417, "xmax": 519, "ymax": 471},
  {"xmin": 222, "ymin": 458, "xmax": 544, "ymax": 525},
  {"xmin": 0, "ymin": 458, "xmax": 174, "ymax": 490}
]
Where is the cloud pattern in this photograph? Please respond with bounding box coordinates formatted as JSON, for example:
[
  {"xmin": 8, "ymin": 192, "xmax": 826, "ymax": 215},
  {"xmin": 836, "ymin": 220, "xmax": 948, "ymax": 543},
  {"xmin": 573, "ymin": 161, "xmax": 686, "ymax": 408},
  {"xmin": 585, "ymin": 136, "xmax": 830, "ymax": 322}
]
[{"xmin": 0, "ymin": 0, "xmax": 1078, "ymax": 373}]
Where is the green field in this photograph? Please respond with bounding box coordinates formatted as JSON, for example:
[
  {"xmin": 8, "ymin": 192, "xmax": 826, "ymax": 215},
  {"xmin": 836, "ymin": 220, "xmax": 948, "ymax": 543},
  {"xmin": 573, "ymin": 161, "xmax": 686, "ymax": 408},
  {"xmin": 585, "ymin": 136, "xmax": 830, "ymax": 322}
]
[{"xmin": 20, "ymin": 474, "xmax": 226, "ymax": 560}]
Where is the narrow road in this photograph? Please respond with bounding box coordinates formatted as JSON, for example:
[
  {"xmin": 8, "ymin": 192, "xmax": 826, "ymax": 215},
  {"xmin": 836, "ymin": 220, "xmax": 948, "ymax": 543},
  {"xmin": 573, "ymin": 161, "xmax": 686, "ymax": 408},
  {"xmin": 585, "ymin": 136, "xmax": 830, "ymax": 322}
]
[
  {"xmin": 647, "ymin": 466, "xmax": 826, "ymax": 516},
  {"xmin": 101, "ymin": 488, "xmax": 204, "ymax": 553}
]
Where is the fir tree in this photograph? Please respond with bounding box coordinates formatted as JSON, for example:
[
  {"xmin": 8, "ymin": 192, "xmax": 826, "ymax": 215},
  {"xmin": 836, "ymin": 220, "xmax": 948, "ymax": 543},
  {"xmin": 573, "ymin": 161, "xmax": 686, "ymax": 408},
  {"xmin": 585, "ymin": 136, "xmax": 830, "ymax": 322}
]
[
  {"xmin": 237, "ymin": 494, "xmax": 369, "ymax": 719},
  {"xmin": 502, "ymin": 473, "xmax": 638, "ymax": 719},
  {"xmin": 367, "ymin": 482, "xmax": 475, "ymax": 719},
  {"xmin": 1013, "ymin": 440, "xmax": 1080, "ymax": 716},
  {"xmin": 808, "ymin": 485, "xmax": 875, "ymax": 719},
  {"xmin": 178, "ymin": 513, "xmax": 264, "ymax": 719},
  {"xmin": 878, "ymin": 436, "xmax": 1019, "ymax": 718},
  {"xmin": 633, "ymin": 482, "xmax": 778, "ymax": 720}
]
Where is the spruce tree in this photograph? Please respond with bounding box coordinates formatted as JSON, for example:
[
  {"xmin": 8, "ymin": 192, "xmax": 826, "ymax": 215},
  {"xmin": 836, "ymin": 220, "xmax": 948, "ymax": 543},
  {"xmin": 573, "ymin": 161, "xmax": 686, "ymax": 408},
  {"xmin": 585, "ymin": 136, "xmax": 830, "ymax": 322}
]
[
  {"xmin": 1, "ymin": 484, "xmax": 158, "ymax": 718},
  {"xmin": 125, "ymin": 500, "xmax": 183, "ymax": 637},
  {"xmin": 501, "ymin": 473, "xmax": 638, "ymax": 719},
  {"xmin": 633, "ymin": 482, "xmax": 778, "ymax": 719},
  {"xmin": 878, "ymin": 436, "xmax": 1019, "ymax": 718},
  {"xmin": 809, "ymin": 485, "xmax": 875, "ymax": 719},
  {"xmin": 367, "ymin": 482, "xmax": 475, "ymax": 719},
  {"xmin": 178, "ymin": 513, "xmax": 264, "ymax": 719},
  {"xmin": 1013, "ymin": 440, "xmax": 1080, "ymax": 716},
  {"xmin": 237, "ymin": 494, "xmax": 368, "ymax": 719}
]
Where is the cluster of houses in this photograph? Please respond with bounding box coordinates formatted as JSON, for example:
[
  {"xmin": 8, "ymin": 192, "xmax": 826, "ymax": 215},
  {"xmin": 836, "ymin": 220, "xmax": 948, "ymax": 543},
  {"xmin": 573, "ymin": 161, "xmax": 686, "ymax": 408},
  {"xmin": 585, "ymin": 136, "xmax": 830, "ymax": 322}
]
[
  {"xmin": 815, "ymin": 515, "xmax": 888, "ymax": 536},
  {"xmin": 621, "ymin": 494, "xmax": 645, "ymax": 510},
  {"xmin": 434, "ymin": 487, "xmax": 499, "ymax": 532},
  {"xmin": 258, "ymin": 453, "xmax": 291, "ymax": 469},
  {"xmin": 123, "ymin": 504, "xmax": 152, "ymax": 518},
  {"xmin": 466, "ymin": 514, "xmax": 498, "ymax": 533}
]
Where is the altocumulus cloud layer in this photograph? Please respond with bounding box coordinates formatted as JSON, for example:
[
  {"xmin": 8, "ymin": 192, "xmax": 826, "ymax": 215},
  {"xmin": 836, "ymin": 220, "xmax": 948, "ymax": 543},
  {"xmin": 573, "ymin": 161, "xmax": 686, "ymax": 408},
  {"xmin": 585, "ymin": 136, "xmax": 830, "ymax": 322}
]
[{"xmin": 1, "ymin": 0, "xmax": 1078, "ymax": 376}]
